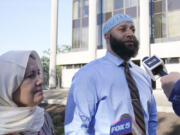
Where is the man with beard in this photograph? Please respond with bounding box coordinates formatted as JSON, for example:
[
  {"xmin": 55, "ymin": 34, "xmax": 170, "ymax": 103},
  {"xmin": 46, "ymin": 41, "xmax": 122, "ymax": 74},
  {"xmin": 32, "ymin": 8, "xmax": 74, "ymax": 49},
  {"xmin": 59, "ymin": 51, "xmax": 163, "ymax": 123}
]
[{"xmin": 64, "ymin": 14, "xmax": 158, "ymax": 135}]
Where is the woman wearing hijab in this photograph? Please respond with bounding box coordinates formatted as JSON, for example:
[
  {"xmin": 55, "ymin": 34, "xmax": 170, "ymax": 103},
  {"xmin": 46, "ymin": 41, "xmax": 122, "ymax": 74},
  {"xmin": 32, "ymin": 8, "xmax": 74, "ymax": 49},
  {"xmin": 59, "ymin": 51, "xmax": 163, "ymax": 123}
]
[{"xmin": 0, "ymin": 50, "xmax": 54, "ymax": 135}]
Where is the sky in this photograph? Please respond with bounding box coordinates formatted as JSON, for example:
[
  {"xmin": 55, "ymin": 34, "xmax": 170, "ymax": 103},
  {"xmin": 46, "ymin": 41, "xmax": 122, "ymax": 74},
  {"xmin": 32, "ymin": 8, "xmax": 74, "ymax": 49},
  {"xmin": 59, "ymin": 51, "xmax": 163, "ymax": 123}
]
[{"xmin": 0, "ymin": 0, "xmax": 72, "ymax": 57}]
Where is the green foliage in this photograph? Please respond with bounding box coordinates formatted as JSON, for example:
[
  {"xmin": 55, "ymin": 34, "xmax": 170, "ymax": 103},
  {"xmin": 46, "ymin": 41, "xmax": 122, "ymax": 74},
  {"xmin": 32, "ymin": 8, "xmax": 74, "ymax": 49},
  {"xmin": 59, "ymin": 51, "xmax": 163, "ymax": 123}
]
[
  {"xmin": 55, "ymin": 126, "xmax": 64, "ymax": 135},
  {"xmin": 41, "ymin": 45, "xmax": 71, "ymax": 88},
  {"xmin": 39, "ymin": 104, "xmax": 65, "ymax": 135},
  {"xmin": 57, "ymin": 44, "xmax": 71, "ymax": 53},
  {"xmin": 41, "ymin": 56, "xmax": 49, "ymax": 89}
]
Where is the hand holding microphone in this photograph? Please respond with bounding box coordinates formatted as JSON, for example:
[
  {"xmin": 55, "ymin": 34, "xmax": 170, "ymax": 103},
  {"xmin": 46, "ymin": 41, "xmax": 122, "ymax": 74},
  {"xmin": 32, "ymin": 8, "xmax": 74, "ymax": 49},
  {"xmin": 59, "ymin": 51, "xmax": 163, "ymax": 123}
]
[
  {"xmin": 121, "ymin": 114, "xmax": 143, "ymax": 135},
  {"xmin": 142, "ymin": 55, "xmax": 180, "ymax": 98},
  {"xmin": 160, "ymin": 72, "xmax": 180, "ymax": 98},
  {"xmin": 142, "ymin": 55, "xmax": 167, "ymax": 81},
  {"xmin": 142, "ymin": 55, "xmax": 170, "ymax": 96},
  {"xmin": 110, "ymin": 114, "xmax": 143, "ymax": 135},
  {"xmin": 142, "ymin": 55, "xmax": 180, "ymax": 116}
]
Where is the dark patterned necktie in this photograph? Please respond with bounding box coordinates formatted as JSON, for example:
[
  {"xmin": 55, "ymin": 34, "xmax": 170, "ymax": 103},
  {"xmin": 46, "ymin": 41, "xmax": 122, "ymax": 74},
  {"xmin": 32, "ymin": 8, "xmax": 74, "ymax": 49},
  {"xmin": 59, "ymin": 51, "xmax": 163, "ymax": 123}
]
[{"xmin": 122, "ymin": 62, "xmax": 146, "ymax": 135}]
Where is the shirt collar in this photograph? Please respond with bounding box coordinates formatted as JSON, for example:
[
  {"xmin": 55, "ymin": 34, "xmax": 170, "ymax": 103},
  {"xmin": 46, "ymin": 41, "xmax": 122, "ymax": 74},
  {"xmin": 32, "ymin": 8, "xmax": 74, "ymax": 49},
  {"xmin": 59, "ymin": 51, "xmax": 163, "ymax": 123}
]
[{"xmin": 104, "ymin": 51, "xmax": 132, "ymax": 67}]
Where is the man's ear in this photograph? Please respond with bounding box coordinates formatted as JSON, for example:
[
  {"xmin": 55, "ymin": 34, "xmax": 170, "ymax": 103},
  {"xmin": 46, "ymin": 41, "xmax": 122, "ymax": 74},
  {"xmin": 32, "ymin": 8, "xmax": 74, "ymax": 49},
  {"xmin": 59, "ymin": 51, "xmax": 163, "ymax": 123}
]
[{"xmin": 104, "ymin": 33, "xmax": 110, "ymax": 41}]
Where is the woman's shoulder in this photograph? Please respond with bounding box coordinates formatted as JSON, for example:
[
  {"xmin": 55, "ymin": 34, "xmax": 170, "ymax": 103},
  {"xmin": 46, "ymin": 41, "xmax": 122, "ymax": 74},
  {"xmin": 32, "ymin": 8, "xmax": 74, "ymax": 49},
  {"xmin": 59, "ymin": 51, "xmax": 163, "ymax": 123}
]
[{"xmin": 41, "ymin": 111, "xmax": 55, "ymax": 135}]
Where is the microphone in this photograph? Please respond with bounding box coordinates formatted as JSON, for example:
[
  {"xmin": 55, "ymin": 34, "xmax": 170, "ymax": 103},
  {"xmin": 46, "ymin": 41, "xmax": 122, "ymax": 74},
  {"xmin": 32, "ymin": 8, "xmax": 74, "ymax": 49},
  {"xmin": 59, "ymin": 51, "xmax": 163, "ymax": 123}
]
[
  {"xmin": 110, "ymin": 114, "xmax": 143, "ymax": 135},
  {"xmin": 142, "ymin": 55, "xmax": 168, "ymax": 81}
]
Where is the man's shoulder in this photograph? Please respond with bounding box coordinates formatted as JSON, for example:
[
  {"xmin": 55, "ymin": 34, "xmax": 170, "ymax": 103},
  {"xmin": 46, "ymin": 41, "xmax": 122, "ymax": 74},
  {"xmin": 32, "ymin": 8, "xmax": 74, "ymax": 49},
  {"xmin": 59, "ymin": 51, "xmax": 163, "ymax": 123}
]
[
  {"xmin": 79, "ymin": 57, "xmax": 105, "ymax": 72},
  {"xmin": 73, "ymin": 57, "xmax": 105, "ymax": 79}
]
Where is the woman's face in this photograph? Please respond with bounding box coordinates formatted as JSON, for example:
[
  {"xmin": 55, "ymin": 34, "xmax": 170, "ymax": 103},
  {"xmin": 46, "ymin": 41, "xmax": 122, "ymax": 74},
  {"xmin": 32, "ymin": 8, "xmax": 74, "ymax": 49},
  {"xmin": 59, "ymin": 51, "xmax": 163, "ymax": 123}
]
[{"xmin": 13, "ymin": 56, "xmax": 44, "ymax": 107}]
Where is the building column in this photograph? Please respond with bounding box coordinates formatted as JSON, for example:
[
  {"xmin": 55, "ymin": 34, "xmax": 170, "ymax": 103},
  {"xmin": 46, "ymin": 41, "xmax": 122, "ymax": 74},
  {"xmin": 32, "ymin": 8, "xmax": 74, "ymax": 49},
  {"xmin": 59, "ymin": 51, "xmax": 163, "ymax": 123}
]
[
  {"xmin": 139, "ymin": 0, "xmax": 150, "ymax": 58},
  {"xmin": 49, "ymin": 0, "xmax": 58, "ymax": 89},
  {"xmin": 88, "ymin": 0, "xmax": 97, "ymax": 61}
]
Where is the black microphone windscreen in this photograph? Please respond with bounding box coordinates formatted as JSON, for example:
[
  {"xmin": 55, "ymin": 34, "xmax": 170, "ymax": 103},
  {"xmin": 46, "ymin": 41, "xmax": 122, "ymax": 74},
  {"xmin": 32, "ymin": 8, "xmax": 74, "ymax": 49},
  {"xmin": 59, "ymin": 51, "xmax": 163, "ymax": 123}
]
[
  {"xmin": 120, "ymin": 114, "xmax": 131, "ymax": 120},
  {"xmin": 142, "ymin": 56, "xmax": 149, "ymax": 62}
]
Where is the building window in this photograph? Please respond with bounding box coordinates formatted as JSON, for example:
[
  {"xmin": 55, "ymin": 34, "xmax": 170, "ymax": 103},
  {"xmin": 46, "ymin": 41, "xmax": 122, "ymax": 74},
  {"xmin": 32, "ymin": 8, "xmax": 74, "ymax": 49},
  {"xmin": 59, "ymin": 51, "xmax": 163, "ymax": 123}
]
[
  {"xmin": 73, "ymin": 27, "xmax": 81, "ymax": 48},
  {"xmin": 126, "ymin": 7, "xmax": 137, "ymax": 18},
  {"xmin": 82, "ymin": 17, "xmax": 88, "ymax": 27},
  {"xmin": 154, "ymin": 0, "xmax": 166, "ymax": 13},
  {"xmin": 73, "ymin": 0, "xmax": 80, "ymax": 19},
  {"xmin": 82, "ymin": 0, "xmax": 89, "ymax": 17},
  {"xmin": 152, "ymin": 0, "xmax": 180, "ymax": 43},
  {"xmin": 133, "ymin": 18, "xmax": 140, "ymax": 39},
  {"xmin": 152, "ymin": 0, "xmax": 166, "ymax": 40},
  {"xmin": 72, "ymin": 0, "xmax": 89, "ymax": 50},
  {"xmin": 168, "ymin": 0, "xmax": 180, "ymax": 11},
  {"xmin": 154, "ymin": 13, "xmax": 166, "ymax": 38},
  {"xmin": 97, "ymin": 25, "xmax": 102, "ymax": 48},
  {"xmin": 102, "ymin": 0, "xmax": 113, "ymax": 13},
  {"xmin": 103, "ymin": 12, "xmax": 112, "ymax": 22},
  {"xmin": 72, "ymin": 0, "xmax": 140, "ymax": 50},
  {"xmin": 114, "ymin": 0, "xmax": 123, "ymax": 10},
  {"xmin": 81, "ymin": 26, "xmax": 88, "ymax": 48},
  {"xmin": 165, "ymin": 57, "xmax": 180, "ymax": 64},
  {"xmin": 125, "ymin": 0, "xmax": 137, "ymax": 8},
  {"xmin": 66, "ymin": 65, "xmax": 73, "ymax": 69},
  {"xmin": 97, "ymin": 13, "xmax": 103, "ymax": 25},
  {"xmin": 82, "ymin": 6, "xmax": 89, "ymax": 17},
  {"xmin": 167, "ymin": 11, "xmax": 180, "ymax": 38},
  {"xmin": 73, "ymin": 19, "xmax": 80, "ymax": 28},
  {"xmin": 113, "ymin": 9, "xmax": 124, "ymax": 15},
  {"xmin": 97, "ymin": 0, "xmax": 102, "ymax": 14}
]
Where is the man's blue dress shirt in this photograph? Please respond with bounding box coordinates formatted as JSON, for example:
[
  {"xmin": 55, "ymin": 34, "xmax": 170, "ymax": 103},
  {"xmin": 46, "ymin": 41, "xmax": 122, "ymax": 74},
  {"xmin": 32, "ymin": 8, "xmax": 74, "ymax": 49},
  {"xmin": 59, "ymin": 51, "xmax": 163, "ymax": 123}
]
[{"xmin": 65, "ymin": 51, "xmax": 158, "ymax": 135}]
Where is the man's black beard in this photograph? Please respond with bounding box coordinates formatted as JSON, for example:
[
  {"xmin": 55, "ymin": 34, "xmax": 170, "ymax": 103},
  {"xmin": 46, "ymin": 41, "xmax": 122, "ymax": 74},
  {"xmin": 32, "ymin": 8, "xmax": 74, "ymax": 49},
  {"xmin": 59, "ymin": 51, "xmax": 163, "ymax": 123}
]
[{"xmin": 110, "ymin": 34, "xmax": 139, "ymax": 61}]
